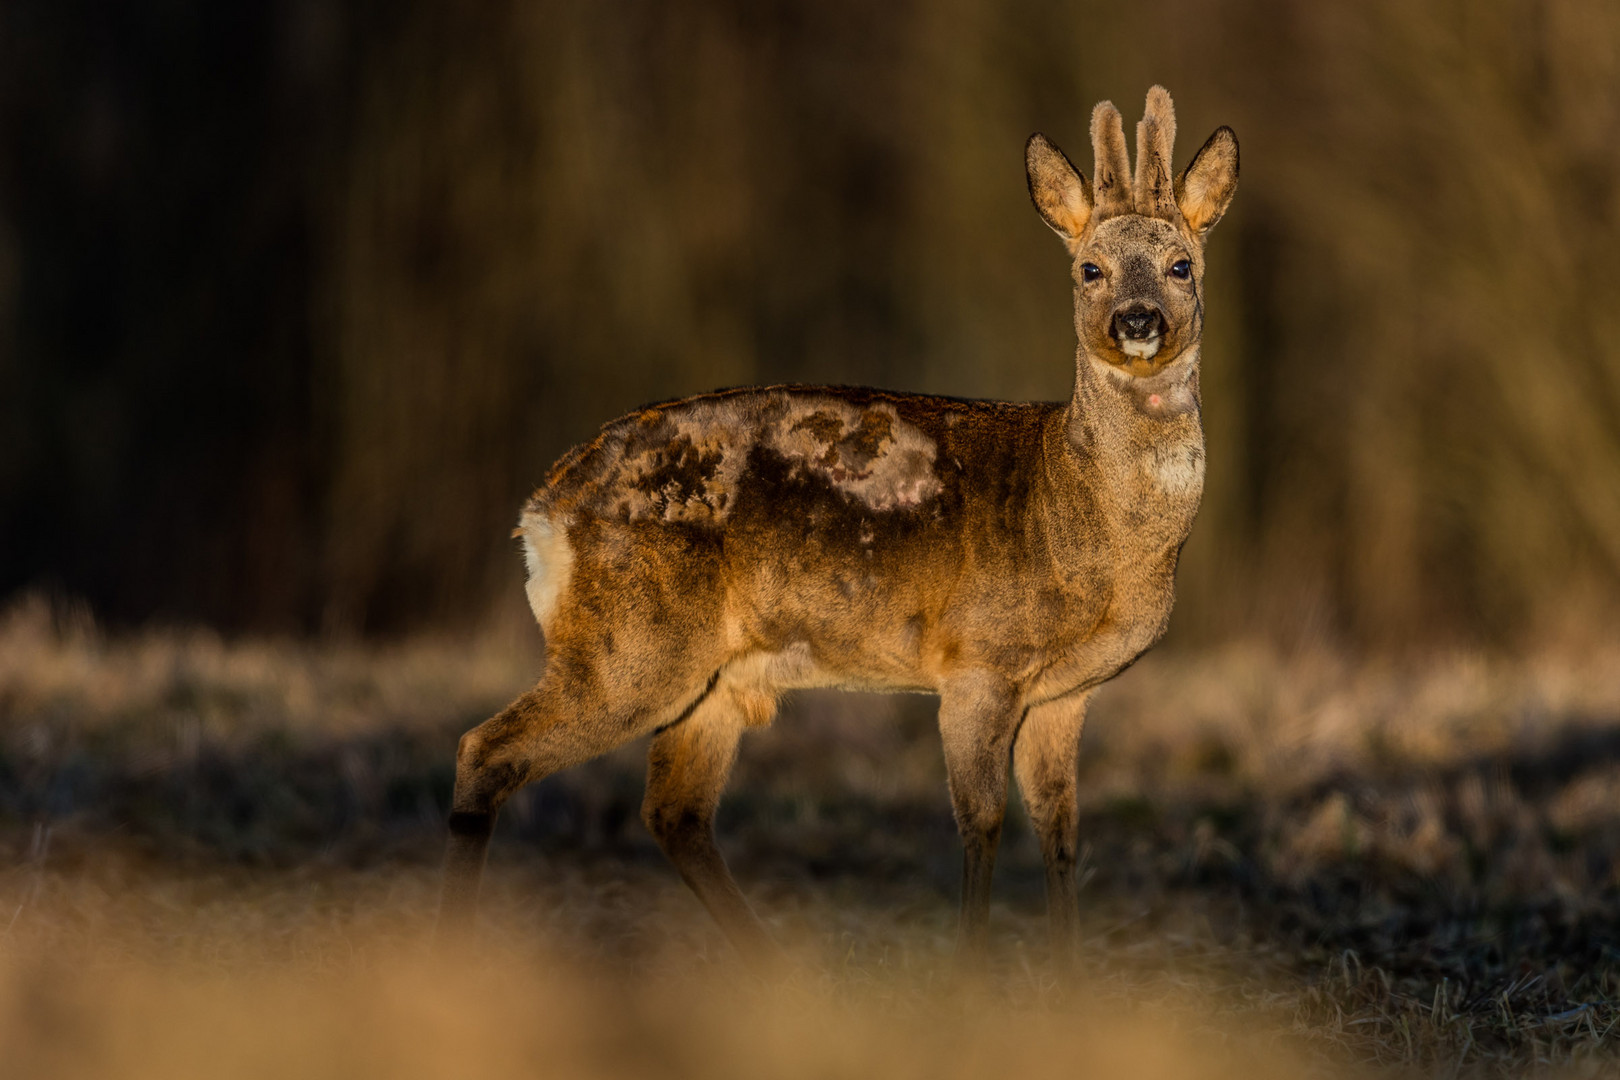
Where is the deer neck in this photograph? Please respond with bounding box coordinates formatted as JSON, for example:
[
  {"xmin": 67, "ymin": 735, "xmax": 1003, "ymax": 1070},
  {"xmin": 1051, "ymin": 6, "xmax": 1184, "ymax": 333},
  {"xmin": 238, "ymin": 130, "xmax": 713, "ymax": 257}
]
[{"xmin": 1056, "ymin": 345, "xmax": 1205, "ymax": 553}]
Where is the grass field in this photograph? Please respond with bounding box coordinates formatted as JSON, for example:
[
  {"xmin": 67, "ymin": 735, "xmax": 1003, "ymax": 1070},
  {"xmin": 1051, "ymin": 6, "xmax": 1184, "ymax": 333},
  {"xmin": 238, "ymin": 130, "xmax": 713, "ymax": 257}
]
[{"xmin": 3, "ymin": 596, "xmax": 1620, "ymax": 1077}]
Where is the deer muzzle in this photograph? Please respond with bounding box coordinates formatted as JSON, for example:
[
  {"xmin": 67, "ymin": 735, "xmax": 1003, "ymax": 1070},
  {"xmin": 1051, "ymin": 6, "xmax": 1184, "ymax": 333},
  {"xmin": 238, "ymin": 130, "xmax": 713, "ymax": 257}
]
[{"xmin": 1112, "ymin": 304, "xmax": 1163, "ymax": 342}]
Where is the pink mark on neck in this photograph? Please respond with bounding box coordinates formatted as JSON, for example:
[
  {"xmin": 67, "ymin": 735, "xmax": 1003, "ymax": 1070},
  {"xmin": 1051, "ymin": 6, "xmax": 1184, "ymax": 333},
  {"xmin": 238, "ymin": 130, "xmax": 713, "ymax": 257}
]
[{"xmin": 1147, "ymin": 393, "xmax": 1162, "ymax": 408}]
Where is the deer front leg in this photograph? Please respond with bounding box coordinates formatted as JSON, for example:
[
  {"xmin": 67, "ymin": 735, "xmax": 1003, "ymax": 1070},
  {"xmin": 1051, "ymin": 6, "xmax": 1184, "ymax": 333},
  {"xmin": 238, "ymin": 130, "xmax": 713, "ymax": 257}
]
[
  {"xmin": 1012, "ymin": 691, "xmax": 1090, "ymax": 977},
  {"xmin": 643, "ymin": 684, "xmax": 780, "ymax": 965},
  {"xmin": 937, "ymin": 675, "xmax": 1022, "ymax": 961}
]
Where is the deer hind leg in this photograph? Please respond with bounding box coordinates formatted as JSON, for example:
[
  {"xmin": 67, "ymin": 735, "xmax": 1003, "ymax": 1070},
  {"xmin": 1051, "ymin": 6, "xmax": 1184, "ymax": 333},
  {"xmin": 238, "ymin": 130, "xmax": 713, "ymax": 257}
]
[
  {"xmin": 1012, "ymin": 691, "xmax": 1090, "ymax": 975},
  {"xmin": 937, "ymin": 674, "xmax": 1023, "ymax": 961},
  {"xmin": 642, "ymin": 679, "xmax": 779, "ymax": 962},
  {"xmin": 437, "ymin": 637, "xmax": 723, "ymax": 933}
]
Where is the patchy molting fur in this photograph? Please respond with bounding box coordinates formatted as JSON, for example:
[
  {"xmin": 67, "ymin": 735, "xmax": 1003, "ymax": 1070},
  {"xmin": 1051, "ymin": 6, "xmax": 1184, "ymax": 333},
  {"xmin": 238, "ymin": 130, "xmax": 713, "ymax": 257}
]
[
  {"xmin": 444, "ymin": 85, "xmax": 1239, "ymax": 967},
  {"xmin": 533, "ymin": 392, "xmax": 943, "ymax": 528}
]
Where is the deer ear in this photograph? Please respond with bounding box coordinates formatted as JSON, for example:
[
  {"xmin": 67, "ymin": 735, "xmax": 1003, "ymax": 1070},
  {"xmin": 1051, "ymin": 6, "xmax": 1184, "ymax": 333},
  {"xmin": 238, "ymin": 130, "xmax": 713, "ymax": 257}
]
[
  {"xmin": 1175, "ymin": 126, "xmax": 1239, "ymax": 236},
  {"xmin": 1026, "ymin": 134, "xmax": 1092, "ymax": 246}
]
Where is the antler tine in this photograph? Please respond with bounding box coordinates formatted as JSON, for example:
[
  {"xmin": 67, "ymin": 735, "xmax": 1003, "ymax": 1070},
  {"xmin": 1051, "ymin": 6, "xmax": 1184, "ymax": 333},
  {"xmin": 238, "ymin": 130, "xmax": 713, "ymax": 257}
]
[
  {"xmin": 1090, "ymin": 100, "xmax": 1134, "ymax": 219},
  {"xmin": 1134, "ymin": 85, "xmax": 1179, "ymax": 220}
]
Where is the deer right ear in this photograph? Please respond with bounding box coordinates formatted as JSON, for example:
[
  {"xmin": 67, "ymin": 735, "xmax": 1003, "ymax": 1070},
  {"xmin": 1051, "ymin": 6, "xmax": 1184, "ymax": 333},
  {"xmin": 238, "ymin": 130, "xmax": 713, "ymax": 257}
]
[{"xmin": 1026, "ymin": 134, "xmax": 1092, "ymax": 247}]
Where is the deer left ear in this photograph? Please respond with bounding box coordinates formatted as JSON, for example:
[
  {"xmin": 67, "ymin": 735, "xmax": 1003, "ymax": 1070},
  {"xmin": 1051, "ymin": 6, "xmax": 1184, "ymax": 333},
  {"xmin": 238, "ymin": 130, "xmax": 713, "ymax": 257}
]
[{"xmin": 1175, "ymin": 126, "xmax": 1239, "ymax": 236}]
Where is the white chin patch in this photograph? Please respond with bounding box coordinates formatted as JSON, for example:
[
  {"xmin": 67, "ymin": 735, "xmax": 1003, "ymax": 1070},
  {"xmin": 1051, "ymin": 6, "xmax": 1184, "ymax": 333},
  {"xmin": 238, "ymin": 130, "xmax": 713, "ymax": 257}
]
[{"xmin": 1120, "ymin": 336, "xmax": 1161, "ymax": 360}]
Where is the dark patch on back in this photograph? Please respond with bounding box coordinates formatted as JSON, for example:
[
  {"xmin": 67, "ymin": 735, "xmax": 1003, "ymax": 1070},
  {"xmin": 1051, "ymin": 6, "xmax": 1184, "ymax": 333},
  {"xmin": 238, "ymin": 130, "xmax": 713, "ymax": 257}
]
[{"xmin": 624, "ymin": 433, "xmax": 728, "ymax": 520}]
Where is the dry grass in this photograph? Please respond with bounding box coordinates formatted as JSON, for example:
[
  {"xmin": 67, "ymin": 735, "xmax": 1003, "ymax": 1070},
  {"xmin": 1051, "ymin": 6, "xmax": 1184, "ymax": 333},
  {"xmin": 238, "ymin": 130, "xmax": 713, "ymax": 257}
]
[
  {"xmin": 3, "ymin": 595, "xmax": 1620, "ymax": 1076},
  {"xmin": 0, "ymin": 909, "xmax": 1312, "ymax": 1080}
]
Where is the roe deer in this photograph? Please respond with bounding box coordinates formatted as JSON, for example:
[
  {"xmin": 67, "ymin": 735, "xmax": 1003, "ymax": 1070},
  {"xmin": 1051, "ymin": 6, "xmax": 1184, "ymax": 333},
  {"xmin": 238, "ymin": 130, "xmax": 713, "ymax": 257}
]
[{"xmin": 438, "ymin": 86, "xmax": 1238, "ymax": 967}]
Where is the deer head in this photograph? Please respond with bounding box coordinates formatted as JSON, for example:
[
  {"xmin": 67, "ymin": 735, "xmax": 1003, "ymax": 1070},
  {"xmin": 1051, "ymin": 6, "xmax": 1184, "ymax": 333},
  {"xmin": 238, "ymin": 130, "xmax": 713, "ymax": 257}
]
[{"xmin": 1025, "ymin": 86, "xmax": 1239, "ymax": 379}]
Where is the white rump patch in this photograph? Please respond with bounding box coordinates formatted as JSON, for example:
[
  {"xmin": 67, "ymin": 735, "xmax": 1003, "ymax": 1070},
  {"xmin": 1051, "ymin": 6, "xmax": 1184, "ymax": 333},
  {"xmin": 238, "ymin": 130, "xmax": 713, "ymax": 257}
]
[{"xmin": 518, "ymin": 510, "xmax": 574, "ymax": 630}]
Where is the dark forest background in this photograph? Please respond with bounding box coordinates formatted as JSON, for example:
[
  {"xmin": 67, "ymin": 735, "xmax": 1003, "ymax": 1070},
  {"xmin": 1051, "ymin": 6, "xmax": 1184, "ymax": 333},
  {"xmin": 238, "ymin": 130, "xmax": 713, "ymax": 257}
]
[{"xmin": 3, "ymin": 0, "xmax": 1618, "ymax": 646}]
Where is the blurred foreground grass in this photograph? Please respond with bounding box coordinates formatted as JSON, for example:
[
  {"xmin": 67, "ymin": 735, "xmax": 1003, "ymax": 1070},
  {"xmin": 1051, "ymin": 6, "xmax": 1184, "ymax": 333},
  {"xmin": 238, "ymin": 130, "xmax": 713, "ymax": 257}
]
[{"xmin": 3, "ymin": 595, "xmax": 1620, "ymax": 1076}]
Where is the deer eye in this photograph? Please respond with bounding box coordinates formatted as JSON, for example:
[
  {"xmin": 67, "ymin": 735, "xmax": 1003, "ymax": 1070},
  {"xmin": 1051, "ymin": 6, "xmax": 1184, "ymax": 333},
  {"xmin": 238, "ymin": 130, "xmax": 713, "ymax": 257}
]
[
  {"xmin": 1170, "ymin": 259, "xmax": 1192, "ymax": 279},
  {"xmin": 1081, "ymin": 262, "xmax": 1103, "ymax": 282}
]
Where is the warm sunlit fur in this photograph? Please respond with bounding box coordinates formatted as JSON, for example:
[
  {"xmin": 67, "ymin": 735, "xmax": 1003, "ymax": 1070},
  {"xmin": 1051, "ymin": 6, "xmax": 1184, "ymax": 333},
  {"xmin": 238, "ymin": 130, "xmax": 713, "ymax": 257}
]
[{"xmin": 440, "ymin": 86, "xmax": 1239, "ymax": 968}]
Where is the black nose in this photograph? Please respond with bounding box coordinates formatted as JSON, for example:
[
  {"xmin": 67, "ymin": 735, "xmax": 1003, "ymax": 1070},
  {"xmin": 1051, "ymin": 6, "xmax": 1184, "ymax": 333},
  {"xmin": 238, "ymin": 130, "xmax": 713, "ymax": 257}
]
[{"xmin": 1113, "ymin": 306, "xmax": 1162, "ymax": 340}]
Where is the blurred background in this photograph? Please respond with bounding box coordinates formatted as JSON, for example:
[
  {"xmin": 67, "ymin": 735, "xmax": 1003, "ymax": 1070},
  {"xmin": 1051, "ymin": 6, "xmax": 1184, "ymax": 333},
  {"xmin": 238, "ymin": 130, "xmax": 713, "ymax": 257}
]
[
  {"xmin": 3, "ymin": 0, "xmax": 1619, "ymax": 646},
  {"xmin": 8, "ymin": 9, "xmax": 1620, "ymax": 1068}
]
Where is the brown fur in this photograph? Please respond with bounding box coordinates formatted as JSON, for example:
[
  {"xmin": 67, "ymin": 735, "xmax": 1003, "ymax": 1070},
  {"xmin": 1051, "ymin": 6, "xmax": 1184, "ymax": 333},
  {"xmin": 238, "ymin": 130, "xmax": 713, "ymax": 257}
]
[{"xmin": 438, "ymin": 87, "xmax": 1239, "ymax": 970}]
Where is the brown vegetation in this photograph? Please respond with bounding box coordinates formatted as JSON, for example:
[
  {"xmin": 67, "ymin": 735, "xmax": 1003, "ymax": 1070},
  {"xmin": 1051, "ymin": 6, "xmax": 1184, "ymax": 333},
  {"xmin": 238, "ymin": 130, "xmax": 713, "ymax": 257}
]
[{"xmin": 4, "ymin": 599, "xmax": 1620, "ymax": 1074}]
